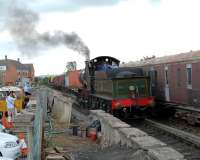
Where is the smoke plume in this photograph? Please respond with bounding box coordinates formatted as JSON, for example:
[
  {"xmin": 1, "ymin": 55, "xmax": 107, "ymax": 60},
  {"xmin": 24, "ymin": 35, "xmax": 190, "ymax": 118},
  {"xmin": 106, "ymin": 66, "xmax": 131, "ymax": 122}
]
[{"xmin": 6, "ymin": 2, "xmax": 90, "ymax": 59}]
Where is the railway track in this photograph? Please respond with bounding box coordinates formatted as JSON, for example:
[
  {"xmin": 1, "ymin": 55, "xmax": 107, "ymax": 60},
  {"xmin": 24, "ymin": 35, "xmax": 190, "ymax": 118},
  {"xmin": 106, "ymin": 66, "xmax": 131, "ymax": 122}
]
[
  {"xmin": 157, "ymin": 101, "xmax": 200, "ymax": 125},
  {"xmin": 129, "ymin": 118, "xmax": 200, "ymax": 160},
  {"xmin": 149, "ymin": 117, "xmax": 200, "ymax": 137}
]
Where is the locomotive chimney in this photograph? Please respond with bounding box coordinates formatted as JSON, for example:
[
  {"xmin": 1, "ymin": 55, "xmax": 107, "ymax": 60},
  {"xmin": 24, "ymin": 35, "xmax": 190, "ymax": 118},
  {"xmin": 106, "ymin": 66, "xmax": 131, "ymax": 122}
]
[
  {"xmin": 85, "ymin": 59, "xmax": 91, "ymax": 90},
  {"xmin": 85, "ymin": 49, "xmax": 90, "ymax": 61}
]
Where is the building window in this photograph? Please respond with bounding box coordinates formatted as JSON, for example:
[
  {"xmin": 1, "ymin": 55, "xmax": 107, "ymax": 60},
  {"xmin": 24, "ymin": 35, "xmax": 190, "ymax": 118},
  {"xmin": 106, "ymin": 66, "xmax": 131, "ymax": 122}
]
[
  {"xmin": 177, "ymin": 68, "xmax": 181, "ymax": 86},
  {"xmin": 186, "ymin": 64, "xmax": 192, "ymax": 89},
  {"xmin": 2, "ymin": 72, "xmax": 5, "ymax": 81}
]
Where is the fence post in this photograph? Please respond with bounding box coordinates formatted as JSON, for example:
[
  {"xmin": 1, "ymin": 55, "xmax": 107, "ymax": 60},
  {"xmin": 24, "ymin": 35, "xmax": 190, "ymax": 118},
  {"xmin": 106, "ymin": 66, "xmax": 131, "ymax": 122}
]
[{"xmin": 31, "ymin": 89, "xmax": 44, "ymax": 160}]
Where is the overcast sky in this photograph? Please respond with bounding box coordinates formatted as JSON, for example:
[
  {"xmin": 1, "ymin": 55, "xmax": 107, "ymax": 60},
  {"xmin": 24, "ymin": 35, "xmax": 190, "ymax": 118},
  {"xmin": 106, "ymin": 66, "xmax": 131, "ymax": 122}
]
[{"xmin": 0, "ymin": 0, "xmax": 200, "ymax": 76}]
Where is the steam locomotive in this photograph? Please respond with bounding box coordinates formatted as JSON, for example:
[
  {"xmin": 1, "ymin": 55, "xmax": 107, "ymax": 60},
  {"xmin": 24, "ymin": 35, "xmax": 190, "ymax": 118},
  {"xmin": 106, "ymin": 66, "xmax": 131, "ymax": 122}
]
[{"xmin": 51, "ymin": 56, "xmax": 155, "ymax": 118}]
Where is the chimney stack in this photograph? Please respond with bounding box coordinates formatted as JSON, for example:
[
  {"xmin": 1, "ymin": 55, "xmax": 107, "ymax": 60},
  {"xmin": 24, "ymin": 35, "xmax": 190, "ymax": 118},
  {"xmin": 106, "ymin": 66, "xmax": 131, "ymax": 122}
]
[
  {"xmin": 5, "ymin": 55, "xmax": 7, "ymax": 60},
  {"xmin": 17, "ymin": 58, "xmax": 20, "ymax": 62}
]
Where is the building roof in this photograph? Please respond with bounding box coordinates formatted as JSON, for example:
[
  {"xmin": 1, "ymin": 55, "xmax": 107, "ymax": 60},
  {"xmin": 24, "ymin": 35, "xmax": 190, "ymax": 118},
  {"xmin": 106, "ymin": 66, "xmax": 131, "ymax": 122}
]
[
  {"xmin": 0, "ymin": 58, "xmax": 34, "ymax": 72},
  {"xmin": 122, "ymin": 50, "xmax": 200, "ymax": 67},
  {"xmin": 23, "ymin": 64, "xmax": 34, "ymax": 72}
]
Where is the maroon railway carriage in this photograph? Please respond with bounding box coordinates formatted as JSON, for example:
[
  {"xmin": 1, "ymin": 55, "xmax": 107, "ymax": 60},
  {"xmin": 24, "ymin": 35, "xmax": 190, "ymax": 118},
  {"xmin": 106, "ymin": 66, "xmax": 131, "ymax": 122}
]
[{"xmin": 123, "ymin": 51, "xmax": 200, "ymax": 107}]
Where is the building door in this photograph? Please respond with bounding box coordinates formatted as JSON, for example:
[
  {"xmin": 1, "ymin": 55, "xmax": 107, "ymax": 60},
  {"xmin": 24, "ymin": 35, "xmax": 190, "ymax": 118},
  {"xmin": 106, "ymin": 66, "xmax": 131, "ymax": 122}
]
[{"xmin": 164, "ymin": 66, "xmax": 170, "ymax": 101}]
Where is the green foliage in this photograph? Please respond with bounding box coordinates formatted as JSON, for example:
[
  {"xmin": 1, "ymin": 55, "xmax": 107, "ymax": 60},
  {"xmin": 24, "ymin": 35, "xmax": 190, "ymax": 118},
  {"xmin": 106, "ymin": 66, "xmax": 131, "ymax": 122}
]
[
  {"xmin": 35, "ymin": 76, "xmax": 50, "ymax": 85},
  {"xmin": 66, "ymin": 61, "xmax": 77, "ymax": 72}
]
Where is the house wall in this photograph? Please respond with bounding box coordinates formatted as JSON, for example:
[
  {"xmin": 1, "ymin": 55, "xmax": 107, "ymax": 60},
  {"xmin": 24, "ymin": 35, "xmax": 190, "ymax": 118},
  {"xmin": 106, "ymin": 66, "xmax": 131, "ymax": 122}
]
[
  {"xmin": 0, "ymin": 61, "xmax": 35, "ymax": 85},
  {"xmin": 5, "ymin": 65, "xmax": 18, "ymax": 85}
]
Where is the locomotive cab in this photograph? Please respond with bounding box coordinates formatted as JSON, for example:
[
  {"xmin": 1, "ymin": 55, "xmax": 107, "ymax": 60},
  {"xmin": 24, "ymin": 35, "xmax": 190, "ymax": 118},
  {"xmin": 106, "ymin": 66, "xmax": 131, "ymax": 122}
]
[{"xmin": 85, "ymin": 56, "xmax": 120, "ymax": 93}]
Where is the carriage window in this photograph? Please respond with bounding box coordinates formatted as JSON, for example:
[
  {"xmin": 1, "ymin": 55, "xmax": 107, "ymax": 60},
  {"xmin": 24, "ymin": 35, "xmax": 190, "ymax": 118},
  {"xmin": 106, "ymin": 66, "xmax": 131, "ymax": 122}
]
[
  {"xmin": 177, "ymin": 68, "xmax": 181, "ymax": 86},
  {"xmin": 154, "ymin": 70, "xmax": 157, "ymax": 86},
  {"xmin": 149, "ymin": 70, "xmax": 157, "ymax": 87},
  {"xmin": 186, "ymin": 64, "xmax": 192, "ymax": 89},
  {"xmin": 165, "ymin": 70, "xmax": 168, "ymax": 85},
  {"xmin": 148, "ymin": 71, "xmax": 151, "ymax": 77}
]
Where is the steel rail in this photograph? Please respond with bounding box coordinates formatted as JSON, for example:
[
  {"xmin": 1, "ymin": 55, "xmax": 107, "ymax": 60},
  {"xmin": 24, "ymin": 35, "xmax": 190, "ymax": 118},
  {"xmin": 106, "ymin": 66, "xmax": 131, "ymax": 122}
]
[
  {"xmin": 174, "ymin": 105, "xmax": 200, "ymax": 113},
  {"xmin": 145, "ymin": 118, "xmax": 200, "ymax": 148}
]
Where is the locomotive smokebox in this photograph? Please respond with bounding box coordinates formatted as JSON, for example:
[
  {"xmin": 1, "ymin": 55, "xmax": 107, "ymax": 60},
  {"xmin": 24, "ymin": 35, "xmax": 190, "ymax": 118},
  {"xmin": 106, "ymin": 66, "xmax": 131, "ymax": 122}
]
[{"xmin": 79, "ymin": 50, "xmax": 91, "ymax": 91}]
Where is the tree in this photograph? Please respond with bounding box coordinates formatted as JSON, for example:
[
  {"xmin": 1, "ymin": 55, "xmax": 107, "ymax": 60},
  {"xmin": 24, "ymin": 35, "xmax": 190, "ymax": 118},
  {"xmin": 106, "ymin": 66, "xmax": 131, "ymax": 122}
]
[{"xmin": 66, "ymin": 61, "xmax": 77, "ymax": 71}]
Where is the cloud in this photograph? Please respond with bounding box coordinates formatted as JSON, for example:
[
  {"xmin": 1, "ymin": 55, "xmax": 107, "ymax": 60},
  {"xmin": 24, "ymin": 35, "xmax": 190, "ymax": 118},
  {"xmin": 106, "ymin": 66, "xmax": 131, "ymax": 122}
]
[
  {"xmin": 0, "ymin": 0, "xmax": 9, "ymax": 12},
  {"xmin": 29, "ymin": 0, "xmax": 128, "ymax": 12},
  {"xmin": 0, "ymin": 0, "xmax": 127, "ymax": 31},
  {"xmin": 150, "ymin": 0, "xmax": 161, "ymax": 6},
  {"xmin": 0, "ymin": 0, "xmax": 128, "ymax": 14}
]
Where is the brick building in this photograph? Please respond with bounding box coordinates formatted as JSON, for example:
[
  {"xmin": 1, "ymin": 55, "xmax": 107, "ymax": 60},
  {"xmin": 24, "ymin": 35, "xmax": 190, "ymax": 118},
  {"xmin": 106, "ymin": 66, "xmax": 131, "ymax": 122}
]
[{"xmin": 0, "ymin": 56, "xmax": 34, "ymax": 86}]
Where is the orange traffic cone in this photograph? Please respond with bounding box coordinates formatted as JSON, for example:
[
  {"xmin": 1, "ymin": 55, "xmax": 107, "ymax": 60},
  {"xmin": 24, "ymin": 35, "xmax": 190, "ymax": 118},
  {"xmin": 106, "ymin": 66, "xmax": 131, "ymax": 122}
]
[
  {"xmin": 18, "ymin": 133, "xmax": 28, "ymax": 157},
  {"xmin": 7, "ymin": 112, "xmax": 12, "ymax": 129},
  {"xmin": 1, "ymin": 111, "xmax": 7, "ymax": 129}
]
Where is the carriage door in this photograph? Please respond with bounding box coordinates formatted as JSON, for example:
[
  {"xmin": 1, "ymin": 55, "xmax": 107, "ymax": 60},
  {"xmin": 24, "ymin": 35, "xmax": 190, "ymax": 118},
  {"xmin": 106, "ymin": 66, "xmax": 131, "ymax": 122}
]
[{"xmin": 164, "ymin": 66, "xmax": 170, "ymax": 101}]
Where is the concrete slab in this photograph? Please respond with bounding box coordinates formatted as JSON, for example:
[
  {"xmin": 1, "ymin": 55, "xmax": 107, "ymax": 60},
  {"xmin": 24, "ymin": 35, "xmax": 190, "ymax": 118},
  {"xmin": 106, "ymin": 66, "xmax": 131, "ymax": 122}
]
[
  {"xmin": 104, "ymin": 117, "xmax": 130, "ymax": 128},
  {"xmin": 131, "ymin": 136, "xmax": 166, "ymax": 149},
  {"xmin": 46, "ymin": 155, "xmax": 65, "ymax": 160},
  {"xmin": 130, "ymin": 150, "xmax": 151, "ymax": 160},
  {"xmin": 90, "ymin": 110, "xmax": 112, "ymax": 118},
  {"xmin": 148, "ymin": 147, "xmax": 185, "ymax": 160},
  {"xmin": 119, "ymin": 127, "xmax": 148, "ymax": 138},
  {"xmin": 90, "ymin": 109, "xmax": 105, "ymax": 114}
]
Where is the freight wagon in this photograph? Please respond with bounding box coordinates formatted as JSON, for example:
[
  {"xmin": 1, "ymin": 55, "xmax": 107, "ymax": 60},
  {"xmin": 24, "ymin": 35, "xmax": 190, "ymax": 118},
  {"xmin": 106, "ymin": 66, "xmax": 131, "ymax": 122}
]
[
  {"xmin": 52, "ymin": 75, "xmax": 65, "ymax": 89},
  {"xmin": 51, "ymin": 70, "xmax": 82, "ymax": 90},
  {"xmin": 65, "ymin": 70, "xmax": 82, "ymax": 89}
]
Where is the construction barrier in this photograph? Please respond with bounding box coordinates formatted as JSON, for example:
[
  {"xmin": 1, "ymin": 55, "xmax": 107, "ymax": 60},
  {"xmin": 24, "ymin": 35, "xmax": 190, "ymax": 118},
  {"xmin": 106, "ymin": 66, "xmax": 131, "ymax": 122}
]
[
  {"xmin": 1, "ymin": 111, "xmax": 7, "ymax": 129},
  {"xmin": 19, "ymin": 132, "xmax": 28, "ymax": 157},
  {"xmin": 1, "ymin": 111, "xmax": 13, "ymax": 129},
  {"xmin": 7, "ymin": 111, "xmax": 12, "ymax": 129}
]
